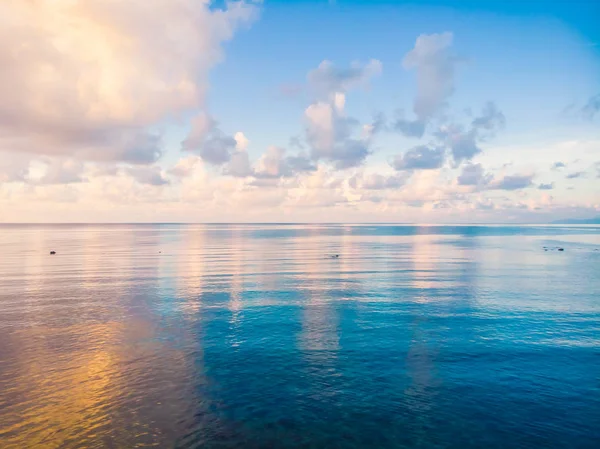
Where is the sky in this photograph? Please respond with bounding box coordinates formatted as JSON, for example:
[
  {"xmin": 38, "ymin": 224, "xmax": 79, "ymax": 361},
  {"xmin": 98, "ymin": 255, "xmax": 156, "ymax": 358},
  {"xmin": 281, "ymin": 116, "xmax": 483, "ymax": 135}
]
[{"xmin": 0, "ymin": 0, "xmax": 599, "ymax": 223}]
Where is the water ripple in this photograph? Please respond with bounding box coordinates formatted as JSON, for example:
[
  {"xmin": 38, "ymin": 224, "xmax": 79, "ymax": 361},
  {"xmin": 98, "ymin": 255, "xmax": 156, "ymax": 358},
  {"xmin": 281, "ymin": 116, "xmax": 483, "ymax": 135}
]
[{"xmin": 0, "ymin": 224, "xmax": 599, "ymax": 448}]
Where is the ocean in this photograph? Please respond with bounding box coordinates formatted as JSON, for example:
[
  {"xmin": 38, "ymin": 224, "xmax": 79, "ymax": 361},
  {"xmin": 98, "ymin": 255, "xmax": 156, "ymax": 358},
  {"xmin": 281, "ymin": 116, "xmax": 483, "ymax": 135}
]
[{"xmin": 0, "ymin": 224, "xmax": 599, "ymax": 448}]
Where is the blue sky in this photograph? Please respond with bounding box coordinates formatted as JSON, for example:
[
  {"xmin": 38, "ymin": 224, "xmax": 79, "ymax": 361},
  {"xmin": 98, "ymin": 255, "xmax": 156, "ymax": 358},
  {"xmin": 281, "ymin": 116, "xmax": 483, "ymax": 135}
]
[
  {"xmin": 206, "ymin": 0, "xmax": 599, "ymax": 150},
  {"xmin": 0, "ymin": 0, "xmax": 598, "ymax": 222}
]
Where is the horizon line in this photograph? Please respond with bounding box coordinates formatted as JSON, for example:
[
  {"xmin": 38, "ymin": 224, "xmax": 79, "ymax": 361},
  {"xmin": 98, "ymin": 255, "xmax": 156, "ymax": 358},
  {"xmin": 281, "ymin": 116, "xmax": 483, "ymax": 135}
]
[{"xmin": 1, "ymin": 222, "xmax": 597, "ymax": 226}]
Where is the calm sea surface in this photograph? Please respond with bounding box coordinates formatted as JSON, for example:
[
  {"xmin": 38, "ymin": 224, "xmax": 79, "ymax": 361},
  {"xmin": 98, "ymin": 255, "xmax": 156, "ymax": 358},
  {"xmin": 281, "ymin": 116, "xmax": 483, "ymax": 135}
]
[{"xmin": 0, "ymin": 224, "xmax": 599, "ymax": 448}]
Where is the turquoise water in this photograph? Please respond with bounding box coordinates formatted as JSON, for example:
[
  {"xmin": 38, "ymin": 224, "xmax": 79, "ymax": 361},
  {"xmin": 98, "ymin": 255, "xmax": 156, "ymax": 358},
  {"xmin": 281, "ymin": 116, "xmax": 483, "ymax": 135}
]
[{"xmin": 0, "ymin": 224, "xmax": 599, "ymax": 448}]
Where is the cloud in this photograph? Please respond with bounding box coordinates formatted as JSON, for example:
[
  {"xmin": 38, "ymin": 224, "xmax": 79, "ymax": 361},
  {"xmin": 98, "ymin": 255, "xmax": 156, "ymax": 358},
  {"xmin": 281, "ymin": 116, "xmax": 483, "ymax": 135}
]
[
  {"xmin": 255, "ymin": 146, "xmax": 316, "ymax": 178},
  {"xmin": 457, "ymin": 163, "xmax": 492, "ymax": 187},
  {"xmin": 289, "ymin": 136, "xmax": 305, "ymax": 150},
  {"xmin": 435, "ymin": 102, "xmax": 506, "ymax": 165},
  {"xmin": 393, "ymin": 114, "xmax": 426, "ymax": 138},
  {"xmin": 301, "ymin": 60, "xmax": 385, "ymax": 170},
  {"xmin": 182, "ymin": 113, "xmax": 238, "ymax": 165},
  {"xmin": 394, "ymin": 32, "xmax": 506, "ymax": 164},
  {"xmin": 222, "ymin": 144, "xmax": 317, "ymax": 180},
  {"xmin": 449, "ymin": 131, "xmax": 481, "ymax": 163},
  {"xmin": 285, "ymin": 154, "xmax": 318, "ymax": 174},
  {"xmin": 538, "ymin": 183, "xmax": 554, "ymax": 190},
  {"xmin": 234, "ymin": 132, "xmax": 249, "ymax": 151},
  {"xmin": 307, "ymin": 59, "xmax": 382, "ymax": 99},
  {"xmin": 0, "ymin": 154, "xmax": 31, "ymax": 183},
  {"xmin": 475, "ymin": 200, "xmax": 495, "ymax": 210},
  {"xmin": 36, "ymin": 159, "xmax": 88, "ymax": 185},
  {"xmin": 471, "ymin": 101, "xmax": 506, "ymax": 133},
  {"xmin": 395, "ymin": 32, "xmax": 458, "ymax": 137},
  {"xmin": 436, "ymin": 125, "xmax": 480, "ymax": 164},
  {"xmin": 349, "ymin": 172, "xmax": 410, "ymax": 190},
  {"xmin": 393, "ymin": 32, "xmax": 460, "ymax": 140},
  {"xmin": 126, "ymin": 167, "xmax": 170, "ymax": 186},
  {"xmin": 0, "ymin": 0, "xmax": 258, "ymax": 163},
  {"xmin": 581, "ymin": 94, "xmax": 599, "ymax": 119},
  {"xmin": 304, "ymin": 97, "xmax": 371, "ymax": 169},
  {"xmin": 552, "ymin": 161, "xmax": 566, "ymax": 169},
  {"xmin": 489, "ymin": 174, "xmax": 534, "ymax": 190},
  {"xmin": 225, "ymin": 150, "xmax": 254, "ymax": 178},
  {"xmin": 168, "ymin": 156, "xmax": 203, "ymax": 179},
  {"xmin": 566, "ymin": 171, "xmax": 585, "ymax": 179},
  {"xmin": 391, "ymin": 145, "xmax": 446, "ymax": 170},
  {"xmin": 91, "ymin": 164, "xmax": 119, "ymax": 178},
  {"xmin": 363, "ymin": 113, "xmax": 387, "ymax": 139}
]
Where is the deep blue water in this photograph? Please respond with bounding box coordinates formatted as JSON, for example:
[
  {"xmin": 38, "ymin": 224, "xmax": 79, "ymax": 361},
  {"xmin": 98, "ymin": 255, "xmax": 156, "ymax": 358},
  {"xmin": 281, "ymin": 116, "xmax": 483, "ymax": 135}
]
[{"xmin": 0, "ymin": 224, "xmax": 599, "ymax": 448}]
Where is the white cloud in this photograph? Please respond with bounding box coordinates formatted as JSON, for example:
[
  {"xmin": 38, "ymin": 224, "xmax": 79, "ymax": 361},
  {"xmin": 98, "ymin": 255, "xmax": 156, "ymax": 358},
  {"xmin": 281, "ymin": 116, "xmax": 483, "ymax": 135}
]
[
  {"xmin": 0, "ymin": 152, "xmax": 31, "ymax": 183},
  {"xmin": 307, "ymin": 59, "xmax": 382, "ymax": 100},
  {"xmin": 226, "ymin": 150, "xmax": 254, "ymax": 178},
  {"xmin": 489, "ymin": 174, "xmax": 535, "ymax": 190},
  {"xmin": 301, "ymin": 60, "xmax": 384, "ymax": 169},
  {"xmin": 394, "ymin": 32, "xmax": 458, "ymax": 137},
  {"xmin": 126, "ymin": 166, "xmax": 170, "ymax": 186},
  {"xmin": 168, "ymin": 156, "xmax": 204, "ymax": 178},
  {"xmin": 304, "ymin": 100, "xmax": 371, "ymax": 169},
  {"xmin": 391, "ymin": 145, "xmax": 446, "ymax": 170},
  {"xmin": 457, "ymin": 163, "xmax": 493, "ymax": 187},
  {"xmin": 36, "ymin": 159, "xmax": 88, "ymax": 185},
  {"xmin": 0, "ymin": 0, "xmax": 258, "ymax": 163},
  {"xmin": 234, "ymin": 132, "xmax": 250, "ymax": 151},
  {"xmin": 348, "ymin": 172, "xmax": 410, "ymax": 190},
  {"xmin": 182, "ymin": 113, "xmax": 238, "ymax": 165}
]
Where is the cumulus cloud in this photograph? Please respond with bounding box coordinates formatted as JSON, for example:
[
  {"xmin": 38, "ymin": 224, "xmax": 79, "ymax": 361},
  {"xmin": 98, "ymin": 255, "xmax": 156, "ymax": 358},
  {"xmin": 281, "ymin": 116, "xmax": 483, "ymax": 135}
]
[
  {"xmin": 36, "ymin": 159, "xmax": 88, "ymax": 185},
  {"xmin": 126, "ymin": 167, "xmax": 170, "ymax": 186},
  {"xmin": 552, "ymin": 161, "xmax": 566, "ymax": 169},
  {"xmin": 436, "ymin": 125, "xmax": 480, "ymax": 164},
  {"xmin": 489, "ymin": 174, "xmax": 534, "ymax": 190},
  {"xmin": 182, "ymin": 113, "xmax": 238, "ymax": 165},
  {"xmin": 393, "ymin": 32, "xmax": 505, "ymax": 164},
  {"xmin": 225, "ymin": 149, "xmax": 254, "ymax": 178},
  {"xmin": 301, "ymin": 59, "xmax": 385, "ymax": 169},
  {"xmin": 0, "ymin": 154, "xmax": 31, "ymax": 183},
  {"xmin": 394, "ymin": 32, "xmax": 459, "ymax": 137},
  {"xmin": 307, "ymin": 59, "xmax": 382, "ymax": 99},
  {"xmin": 471, "ymin": 101, "xmax": 506, "ymax": 133},
  {"xmin": 348, "ymin": 172, "xmax": 410, "ymax": 190},
  {"xmin": 538, "ymin": 183, "xmax": 554, "ymax": 190},
  {"xmin": 304, "ymin": 96, "xmax": 371, "ymax": 169},
  {"xmin": 362, "ymin": 112, "xmax": 387, "ymax": 139},
  {"xmin": 255, "ymin": 146, "xmax": 316, "ymax": 178},
  {"xmin": 0, "ymin": 0, "xmax": 258, "ymax": 163},
  {"xmin": 566, "ymin": 171, "xmax": 585, "ymax": 179},
  {"xmin": 168, "ymin": 156, "xmax": 203, "ymax": 179},
  {"xmin": 435, "ymin": 102, "xmax": 506, "ymax": 165},
  {"xmin": 475, "ymin": 200, "xmax": 495, "ymax": 210},
  {"xmin": 404, "ymin": 32, "xmax": 456, "ymax": 119},
  {"xmin": 234, "ymin": 132, "xmax": 250, "ymax": 151},
  {"xmin": 393, "ymin": 112, "xmax": 426, "ymax": 138},
  {"xmin": 391, "ymin": 145, "xmax": 446, "ymax": 170},
  {"xmin": 457, "ymin": 163, "xmax": 493, "ymax": 187}
]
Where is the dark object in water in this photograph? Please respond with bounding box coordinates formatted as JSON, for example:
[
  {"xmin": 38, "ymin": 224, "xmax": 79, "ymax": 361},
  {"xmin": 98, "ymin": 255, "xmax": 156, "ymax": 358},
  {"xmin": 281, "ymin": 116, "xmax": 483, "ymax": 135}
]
[
  {"xmin": 50, "ymin": 251, "xmax": 56, "ymax": 255},
  {"xmin": 558, "ymin": 248, "xmax": 564, "ymax": 251}
]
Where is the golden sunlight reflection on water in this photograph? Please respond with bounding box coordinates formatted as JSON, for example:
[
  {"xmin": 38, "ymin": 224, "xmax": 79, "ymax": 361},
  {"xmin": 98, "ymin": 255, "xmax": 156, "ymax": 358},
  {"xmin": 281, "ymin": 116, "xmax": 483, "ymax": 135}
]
[{"xmin": 0, "ymin": 224, "xmax": 599, "ymax": 448}]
